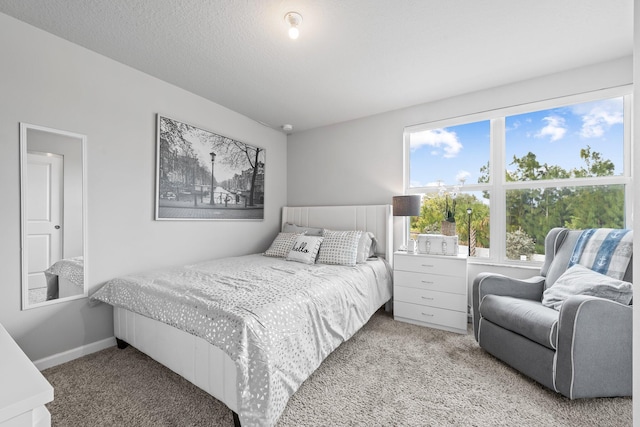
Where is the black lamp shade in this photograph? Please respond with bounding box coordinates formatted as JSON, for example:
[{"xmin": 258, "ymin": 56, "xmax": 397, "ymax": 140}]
[{"xmin": 393, "ymin": 195, "xmax": 421, "ymax": 217}]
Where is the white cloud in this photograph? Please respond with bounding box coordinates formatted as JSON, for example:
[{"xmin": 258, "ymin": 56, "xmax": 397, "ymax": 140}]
[
  {"xmin": 579, "ymin": 106, "xmax": 623, "ymax": 138},
  {"xmin": 409, "ymin": 180, "xmax": 441, "ymax": 188},
  {"xmin": 455, "ymin": 170, "xmax": 471, "ymax": 183},
  {"xmin": 506, "ymin": 120, "xmax": 520, "ymax": 132},
  {"xmin": 535, "ymin": 116, "xmax": 566, "ymax": 142},
  {"xmin": 410, "ymin": 129, "xmax": 462, "ymax": 158}
]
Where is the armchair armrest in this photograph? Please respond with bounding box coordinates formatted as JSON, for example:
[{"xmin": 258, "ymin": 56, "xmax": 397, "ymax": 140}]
[
  {"xmin": 472, "ymin": 273, "xmax": 546, "ymax": 341},
  {"xmin": 555, "ymin": 295, "xmax": 632, "ymax": 398}
]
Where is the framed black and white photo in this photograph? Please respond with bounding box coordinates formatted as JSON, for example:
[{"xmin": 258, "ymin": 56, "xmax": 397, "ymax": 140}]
[{"xmin": 155, "ymin": 115, "xmax": 265, "ymax": 220}]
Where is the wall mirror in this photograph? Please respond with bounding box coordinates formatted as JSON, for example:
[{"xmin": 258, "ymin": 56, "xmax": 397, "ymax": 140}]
[{"xmin": 20, "ymin": 123, "xmax": 87, "ymax": 309}]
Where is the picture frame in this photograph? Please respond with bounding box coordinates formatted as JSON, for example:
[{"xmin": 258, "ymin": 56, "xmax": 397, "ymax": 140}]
[{"xmin": 155, "ymin": 115, "xmax": 265, "ymax": 220}]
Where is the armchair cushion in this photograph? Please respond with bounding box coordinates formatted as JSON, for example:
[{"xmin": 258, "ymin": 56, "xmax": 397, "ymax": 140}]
[
  {"xmin": 480, "ymin": 295, "xmax": 558, "ymax": 350},
  {"xmin": 542, "ymin": 264, "xmax": 633, "ymax": 311},
  {"xmin": 472, "ymin": 273, "xmax": 545, "ymax": 341}
]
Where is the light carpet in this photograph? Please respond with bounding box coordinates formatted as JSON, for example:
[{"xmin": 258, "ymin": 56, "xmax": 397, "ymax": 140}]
[{"xmin": 42, "ymin": 311, "xmax": 631, "ymax": 426}]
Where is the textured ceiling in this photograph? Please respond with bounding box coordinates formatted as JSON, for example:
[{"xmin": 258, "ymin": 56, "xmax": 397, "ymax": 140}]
[{"xmin": 0, "ymin": 1, "xmax": 632, "ymax": 133}]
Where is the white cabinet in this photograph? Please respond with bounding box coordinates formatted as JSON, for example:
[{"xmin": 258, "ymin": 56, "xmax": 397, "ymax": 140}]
[
  {"xmin": 393, "ymin": 251, "xmax": 468, "ymax": 334},
  {"xmin": 0, "ymin": 324, "xmax": 53, "ymax": 427}
]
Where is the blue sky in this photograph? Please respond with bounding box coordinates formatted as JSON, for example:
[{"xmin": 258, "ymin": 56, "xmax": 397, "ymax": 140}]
[{"xmin": 409, "ymin": 97, "xmax": 624, "ymax": 188}]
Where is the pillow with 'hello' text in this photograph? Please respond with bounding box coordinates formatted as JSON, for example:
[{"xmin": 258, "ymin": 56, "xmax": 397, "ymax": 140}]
[{"xmin": 286, "ymin": 235, "xmax": 324, "ymax": 264}]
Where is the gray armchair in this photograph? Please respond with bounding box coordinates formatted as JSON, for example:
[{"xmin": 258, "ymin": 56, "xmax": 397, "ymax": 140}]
[{"xmin": 472, "ymin": 228, "xmax": 632, "ymax": 399}]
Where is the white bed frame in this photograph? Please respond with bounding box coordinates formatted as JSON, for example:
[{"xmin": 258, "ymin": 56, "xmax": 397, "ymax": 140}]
[{"xmin": 113, "ymin": 205, "xmax": 392, "ymax": 423}]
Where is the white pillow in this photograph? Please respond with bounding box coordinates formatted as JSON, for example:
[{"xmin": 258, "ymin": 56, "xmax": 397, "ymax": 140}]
[
  {"xmin": 356, "ymin": 232, "xmax": 377, "ymax": 263},
  {"xmin": 317, "ymin": 229, "xmax": 363, "ymax": 266},
  {"xmin": 264, "ymin": 232, "xmax": 304, "ymax": 258},
  {"xmin": 542, "ymin": 264, "xmax": 633, "ymax": 311},
  {"xmin": 286, "ymin": 236, "xmax": 324, "ymax": 264}
]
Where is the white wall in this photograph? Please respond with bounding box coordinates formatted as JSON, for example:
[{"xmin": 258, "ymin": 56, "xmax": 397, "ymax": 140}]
[{"xmin": 0, "ymin": 13, "xmax": 287, "ymax": 361}]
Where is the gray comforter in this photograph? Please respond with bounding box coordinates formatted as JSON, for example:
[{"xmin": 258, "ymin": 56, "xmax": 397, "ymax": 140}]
[{"xmin": 92, "ymin": 254, "xmax": 392, "ymax": 426}]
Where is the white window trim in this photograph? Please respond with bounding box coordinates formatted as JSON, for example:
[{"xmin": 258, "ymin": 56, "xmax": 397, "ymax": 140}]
[{"xmin": 404, "ymin": 85, "xmax": 633, "ymax": 266}]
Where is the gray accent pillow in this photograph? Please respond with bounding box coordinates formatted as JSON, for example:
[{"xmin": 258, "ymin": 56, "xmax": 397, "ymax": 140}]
[
  {"xmin": 282, "ymin": 223, "xmax": 324, "ymax": 236},
  {"xmin": 356, "ymin": 232, "xmax": 377, "ymax": 263},
  {"xmin": 264, "ymin": 232, "xmax": 303, "ymax": 258},
  {"xmin": 542, "ymin": 264, "xmax": 633, "ymax": 310},
  {"xmin": 317, "ymin": 230, "xmax": 363, "ymax": 266}
]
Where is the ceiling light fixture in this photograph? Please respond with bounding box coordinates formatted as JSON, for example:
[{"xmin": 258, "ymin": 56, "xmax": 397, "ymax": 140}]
[{"xmin": 284, "ymin": 12, "xmax": 303, "ymax": 40}]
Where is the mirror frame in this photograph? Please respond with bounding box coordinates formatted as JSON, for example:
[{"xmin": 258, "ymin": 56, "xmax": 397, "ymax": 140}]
[{"xmin": 20, "ymin": 123, "xmax": 88, "ymax": 309}]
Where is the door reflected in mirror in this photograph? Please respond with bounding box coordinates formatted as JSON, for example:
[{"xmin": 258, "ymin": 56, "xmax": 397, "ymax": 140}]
[{"xmin": 20, "ymin": 123, "xmax": 87, "ymax": 309}]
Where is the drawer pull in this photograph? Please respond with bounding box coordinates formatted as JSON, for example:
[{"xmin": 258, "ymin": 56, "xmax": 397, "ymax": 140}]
[
  {"xmin": 421, "ymin": 313, "xmax": 434, "ymax": 317},
  {"xmin": 421, "ymin": 264, "xmax": 434, "ymax": 268},
  {"xmin": 421, "ymin": 296, "xmax": 434, "ymax": 300},
  {"xmin": 421, "ymin": 280, "xmax": 434, "ymax": 285}
]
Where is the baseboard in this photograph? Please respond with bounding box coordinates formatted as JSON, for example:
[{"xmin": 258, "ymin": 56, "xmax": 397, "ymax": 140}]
[{"xmin": 33, "ymin": 336, "xmax": 117, "ymax": 371}]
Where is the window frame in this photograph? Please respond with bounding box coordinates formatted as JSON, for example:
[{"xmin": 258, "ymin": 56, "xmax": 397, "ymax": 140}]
[{"xmin": 404, "ymin": 85, "xmax": 633, "ymax": 266}]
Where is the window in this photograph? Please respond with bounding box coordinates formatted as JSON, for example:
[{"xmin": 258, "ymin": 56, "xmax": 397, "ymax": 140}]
[
  {"xmin": 405, "ymin": 88, "xmax": 631, "ymax": 264},
  {"xmin": 505, "ymin": 98, "xmax": 624, "ymax": 180},
  {"xmin": 409, "ymin": 120, "xmax": 490, "ymax": 188}
]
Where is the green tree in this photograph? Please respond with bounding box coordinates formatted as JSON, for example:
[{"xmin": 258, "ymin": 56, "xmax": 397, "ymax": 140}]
[
  {"xmin": 433, "ymin": 146, "xmax": 624, "ymax": 257},
  {"xmin": 574, "ymin": 146, "xmax": 615, "ymax": 177},
  {"xmin": 506, "ymin": 228, "xmax": 536, "ymax": 260},
  {"xmin": 503, "ymin": 147, "xmax": 623, "ymax": 254}
]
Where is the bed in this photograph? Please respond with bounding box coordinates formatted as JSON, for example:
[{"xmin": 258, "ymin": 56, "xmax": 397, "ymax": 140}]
[
  {"xmin": 92, "ymin": 205, "xmax": 393, "ymax": 426},
  {"xmin": 44, "ymin": 256, "xmax": 84, "ymax": 300}
]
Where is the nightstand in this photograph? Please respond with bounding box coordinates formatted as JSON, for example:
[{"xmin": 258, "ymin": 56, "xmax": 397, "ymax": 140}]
[
  {"xmin": 393, "ymin": 251, "xmax": 468, "ymax": 334},
  {"xmin": 0, "ymin": 323, "xmax": 53, "ymax": 427}
]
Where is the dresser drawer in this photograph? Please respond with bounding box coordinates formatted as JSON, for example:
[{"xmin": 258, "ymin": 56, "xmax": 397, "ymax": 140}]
[
  {"xmin": 394, "ymin": 254, "xmax": 466, "ymax": 278},
  {"xmin": 394, "ymin": 286, "xmax": 467, "ymax": 312},
  {"xmin": 394, "ymin": 270, "xmax": 466, "ymax": 294},
  {"xmin": 394, "ymin": 301, "xmax": 467, "ymax": 331}
]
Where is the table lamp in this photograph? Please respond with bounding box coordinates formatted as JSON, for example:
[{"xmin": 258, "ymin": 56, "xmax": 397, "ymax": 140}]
[{"xmin": 393, "ymin": 195, "xmax": 421, "ymax": 251}]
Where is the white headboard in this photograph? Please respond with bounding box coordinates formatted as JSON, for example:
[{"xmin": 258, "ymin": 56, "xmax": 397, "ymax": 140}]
[{"xmin": 281, "ymin": 205, "xmax": 393, "ymax": 261}]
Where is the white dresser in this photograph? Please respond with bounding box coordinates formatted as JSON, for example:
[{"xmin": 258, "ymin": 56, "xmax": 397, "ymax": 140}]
[
  {"xmin": 0, "ymin": 324, "xmax": 53, "ymax": 427},
  {"xmin": 393, "ymin": 251, "xmax": 468, "ymax": 334}
]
